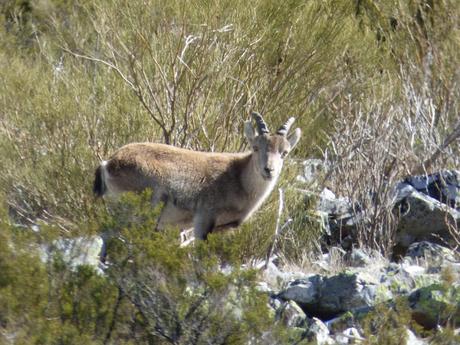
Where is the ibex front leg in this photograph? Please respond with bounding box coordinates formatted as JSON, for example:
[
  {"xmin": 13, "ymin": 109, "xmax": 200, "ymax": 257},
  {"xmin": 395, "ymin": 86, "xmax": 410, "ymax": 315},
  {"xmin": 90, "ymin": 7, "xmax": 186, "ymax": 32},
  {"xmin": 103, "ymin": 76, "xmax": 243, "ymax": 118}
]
[{"xmin": 193, "ymin": 212, "xmax": 216, "ymax": 241}]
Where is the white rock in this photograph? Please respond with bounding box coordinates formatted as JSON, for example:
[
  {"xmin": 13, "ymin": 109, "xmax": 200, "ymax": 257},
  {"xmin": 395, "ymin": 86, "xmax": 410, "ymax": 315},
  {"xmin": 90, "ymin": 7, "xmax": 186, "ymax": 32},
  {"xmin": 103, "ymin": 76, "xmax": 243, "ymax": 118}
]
[
  {"xmin": 396, "ymin": 187, "xmax": 460, "ymax": 246},
  {"xmin": 278, "ymin": 301, "xmax": 307, "ymax": 328},
  {"xmin": 405, "ymin": 329, "xmax": 427, "ymax": 345},
  {"xmin": 307, "ymin": 317, "xmax": 335, "ymax": 345},
  {"xmin": 261, "ymin": 261, "xmax": 303, "ymax": 289},
  {"xmin": 277, "ymin": 276, "xmax": 320, "ymax": 305},
  {"xmin": 321, "ymin": 187, "xmax": 336, "ymax": 200},
  {"xmin": 256, "ymin": 281, "xmax": 272, "ymax": 293},
  {"xmin": 335, "ymin": 327, "xmax": 364, "ymax": 344},
  {"xmin": 40, "ymin": 236, "xmax": 104, "ymax": 273},
  {"xmin": 401, "ymin": 264, "xmax": 426, "ymax": 276},
  {"xmin": 297, "ymin": 159, "xmax": 326, "ymax": 185}
]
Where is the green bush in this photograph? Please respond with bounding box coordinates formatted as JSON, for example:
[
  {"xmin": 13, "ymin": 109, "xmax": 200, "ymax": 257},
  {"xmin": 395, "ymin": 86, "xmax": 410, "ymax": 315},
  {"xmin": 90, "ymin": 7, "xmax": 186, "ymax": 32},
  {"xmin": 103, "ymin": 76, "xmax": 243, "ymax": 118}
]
[
  {"xmin": 0, "ymin": 192, "xmax": 306, "ymax": 344},
  {"xmin": 361, "ymin": 298, "xmax": 414, "ymax": 345}
]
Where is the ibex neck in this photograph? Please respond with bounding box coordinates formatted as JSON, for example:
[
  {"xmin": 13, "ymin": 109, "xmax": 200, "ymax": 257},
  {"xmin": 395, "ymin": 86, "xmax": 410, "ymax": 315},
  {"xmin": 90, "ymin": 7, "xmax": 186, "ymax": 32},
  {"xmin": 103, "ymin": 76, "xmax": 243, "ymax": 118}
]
[{"xmin": 241, "ymin": 153, "xmax": 279, "ymax": 207}]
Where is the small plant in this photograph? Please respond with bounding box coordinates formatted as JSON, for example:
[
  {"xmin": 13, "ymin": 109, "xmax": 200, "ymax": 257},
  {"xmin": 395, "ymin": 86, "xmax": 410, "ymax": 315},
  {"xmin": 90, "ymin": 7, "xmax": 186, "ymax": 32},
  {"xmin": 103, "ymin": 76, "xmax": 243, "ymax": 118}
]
[
  {"xmin": 100, "ymin": 191, "xmax": 302, "ymax": 344},
  {"xmin": 361, "ymin": 298, "xmax": 414, "ymax": 345}
]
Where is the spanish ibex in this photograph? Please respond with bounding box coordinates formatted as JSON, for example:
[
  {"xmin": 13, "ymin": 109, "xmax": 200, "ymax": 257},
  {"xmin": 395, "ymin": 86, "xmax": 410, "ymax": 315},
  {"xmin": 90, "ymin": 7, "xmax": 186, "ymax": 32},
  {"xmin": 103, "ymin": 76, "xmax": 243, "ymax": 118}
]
[{"xmin": 93, "ymin": 112, "xmax": 301, "ymax": 240}]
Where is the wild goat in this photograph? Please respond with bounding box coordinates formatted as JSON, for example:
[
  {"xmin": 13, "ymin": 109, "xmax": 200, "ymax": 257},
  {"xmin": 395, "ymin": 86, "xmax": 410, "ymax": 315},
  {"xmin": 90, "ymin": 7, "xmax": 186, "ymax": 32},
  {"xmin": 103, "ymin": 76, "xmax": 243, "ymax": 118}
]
[{"xmin": 93, "ymin": 112, "xmax": 301, "ymax": 240}]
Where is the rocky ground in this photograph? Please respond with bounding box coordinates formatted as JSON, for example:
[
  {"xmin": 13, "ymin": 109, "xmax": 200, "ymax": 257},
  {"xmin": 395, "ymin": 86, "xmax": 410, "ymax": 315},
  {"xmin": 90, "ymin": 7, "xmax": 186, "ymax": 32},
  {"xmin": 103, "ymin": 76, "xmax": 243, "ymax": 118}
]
[
  {"xmin": 262, "ymin": 240, "xmax": 459, "ymax": 344},
  {"xmin": 260, "ymin": 164, "xmax": 460, "ymax": 344}
]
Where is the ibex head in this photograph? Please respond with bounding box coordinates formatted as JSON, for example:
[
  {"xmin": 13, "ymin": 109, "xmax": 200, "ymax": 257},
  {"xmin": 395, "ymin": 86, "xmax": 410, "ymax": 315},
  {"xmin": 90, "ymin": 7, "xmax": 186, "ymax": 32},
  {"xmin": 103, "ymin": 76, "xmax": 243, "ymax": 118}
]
[{"xmin": 244, "ymin": 112, "xmax": 302, "ymax": 180}]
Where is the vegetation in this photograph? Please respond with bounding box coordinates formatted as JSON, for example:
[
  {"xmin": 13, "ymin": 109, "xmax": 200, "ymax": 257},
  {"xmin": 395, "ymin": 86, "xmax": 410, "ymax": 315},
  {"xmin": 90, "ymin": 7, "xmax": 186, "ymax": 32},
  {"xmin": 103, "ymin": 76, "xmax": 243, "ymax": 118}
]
[
  {"xmin": 0, "ymin": 192, "xmax": 305, "ymax": 344},
  {"xmin": 360, "ymin": 267, "xmax": 460, "ymax": 345},
  {"xmin": 0, "ymin": 0, "xmax": 459, "ymax": 343}
]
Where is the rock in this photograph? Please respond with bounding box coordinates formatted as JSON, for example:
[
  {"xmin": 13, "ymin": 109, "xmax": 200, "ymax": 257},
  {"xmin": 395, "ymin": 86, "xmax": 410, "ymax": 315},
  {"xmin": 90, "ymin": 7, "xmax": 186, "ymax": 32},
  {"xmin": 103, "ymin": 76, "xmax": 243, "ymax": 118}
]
[
  {"xmin": 312, "ymin": 246, "xmax": 347, "ymax": 272},
  {"xmin": 334, "ymin": 327, "xmax": 364, "ymax": 344},
  {"xmin": 401, "ymin": 170, "xmax": 460, "ymax": 209},
  {"xmin": 269, "ymin": 297, "xmax": 283, "ymax": 311},
  {"xmin": 301, "ymin": 170, "xmax": 460, "ymax": 250},
  {"xmin": 321, "ymin": 187, "xmax": 336, "ymax": 200},
  {"xmin": 305, "ymin": 317, "xmax": 335, "ymax": 345},
  {"xmin": 405, "ymin": 241, "xmax": 458, "ymax": 264},
  {"xmin": 394, "ymin": 170, "xmax": 460, "ymax": 249},
  {"xmin": 311, "ymin": 187, "xmax": 359, "ymax": 247},
  {"xmin": 381, "ymin": 265, "xmax": 416, "ymax": 295},
  {"xmin": 409, "ymin": 283, "xmax": 460, "ymax": 329},
  {"xmin": 297, "ymin": 159, "xmax": 327, "ymax": 186},
  {"xmin": 316, "ymin": 273, "xmax": 378, "ymax": 319},
  {"xmin": 278, "ymin": 272, "xmax": 381, "ymax": 319},
  {"xmin": 324, "ymin": 311, "xmax": 356, "ymax": 334},
  {"xmin": 317, "ymin": 189, "xmax": 356, "ymax": 236},
  {"xmin": 400, "ymin": 264, "xmax": 426, "ymax": 276},
  {"xmin": 40, "ymin": 236, "xmax": 104, "ymax": 273},
  {"xmin": 382, "ymin": 260, "xmax": 442, "ymax": 296},
  {"xmin": 277, "ymin": 275, "xmax": 321, "ymax": 305},
  {"xmin": 256, "ymin": 281, "xmax": 272, "ymax": 294},
  {"xmin": 395, "ymin": 185, "xmax": 460, "ymax": 247},
  {"xmin": 297, "ymin": 190, "xmax": 353, "ymax": 250},
  {"xmin": 277, "ymin": 300, "xmax": 308, "ymax": 328},
  {"xmin": 346, "ymin": 248, "xmax": 373, "ymax": 267},
  {"xmin": 260, "ymin": 261, "xmax": 303, "ymax": 289},
  {"xmin": 317, "ymin": 188, "xmax": 354, "ymax": 217},
  {"xmin": 405, "ymin": 329, "xmax": 427, "ymax": 345}
]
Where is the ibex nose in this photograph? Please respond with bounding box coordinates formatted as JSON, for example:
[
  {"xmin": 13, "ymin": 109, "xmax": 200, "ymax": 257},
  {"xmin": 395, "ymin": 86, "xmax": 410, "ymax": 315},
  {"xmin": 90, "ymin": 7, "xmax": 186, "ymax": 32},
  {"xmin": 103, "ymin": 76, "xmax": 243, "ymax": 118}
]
[{"xmin": 264, "ymin": 167, "xmax": 274, "ymax": 176}]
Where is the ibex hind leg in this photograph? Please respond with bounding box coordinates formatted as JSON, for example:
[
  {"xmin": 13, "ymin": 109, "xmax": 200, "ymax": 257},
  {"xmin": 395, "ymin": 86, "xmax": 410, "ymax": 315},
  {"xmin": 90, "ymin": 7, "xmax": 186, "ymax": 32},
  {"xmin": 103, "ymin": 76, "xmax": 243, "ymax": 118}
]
[
  {"xmin": 93, "ymin": 165, "xmax": 106, "ymax": 197},
  {"xmin": 193, "ymin": 213, "xmax": 216, "ymax": 241}
]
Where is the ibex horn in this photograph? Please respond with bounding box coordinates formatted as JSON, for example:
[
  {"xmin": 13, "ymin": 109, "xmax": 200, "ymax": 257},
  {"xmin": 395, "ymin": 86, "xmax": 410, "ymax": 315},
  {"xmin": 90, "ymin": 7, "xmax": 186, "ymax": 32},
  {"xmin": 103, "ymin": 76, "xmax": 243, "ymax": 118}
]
[
  {"xmin": 252, "ymin": 112, "xmax": 269, "ymax": 135},
  {"xmin": 277, "ymin": 117, "xmax": 295, "ymax": 136}
]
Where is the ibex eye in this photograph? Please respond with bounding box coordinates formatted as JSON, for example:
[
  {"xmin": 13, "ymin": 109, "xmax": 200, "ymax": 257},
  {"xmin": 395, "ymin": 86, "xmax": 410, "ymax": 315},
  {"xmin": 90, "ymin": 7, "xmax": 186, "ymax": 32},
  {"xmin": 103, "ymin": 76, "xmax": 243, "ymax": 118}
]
[{"xmin": 281, "ymin": 151, "xmax": 288, "ymax": 158}]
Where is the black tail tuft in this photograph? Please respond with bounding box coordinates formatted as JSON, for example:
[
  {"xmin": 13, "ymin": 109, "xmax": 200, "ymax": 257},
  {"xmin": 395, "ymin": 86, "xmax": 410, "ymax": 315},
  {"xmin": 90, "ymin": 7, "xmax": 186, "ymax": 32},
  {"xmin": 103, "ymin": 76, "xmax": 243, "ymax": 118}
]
[{"xmin": 93, "ymin": 165, "xmax": 106, "ymax": 197}]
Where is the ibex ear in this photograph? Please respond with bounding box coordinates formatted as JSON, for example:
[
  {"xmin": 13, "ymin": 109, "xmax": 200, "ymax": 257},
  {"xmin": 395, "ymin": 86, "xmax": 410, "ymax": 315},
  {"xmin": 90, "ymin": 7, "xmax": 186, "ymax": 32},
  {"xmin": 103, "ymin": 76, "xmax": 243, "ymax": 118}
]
[
  {"xmin": 244, "ymin": 121, "xmax": 256, "ymax": 144},
  {"xmin": 288, "ymin": 128, "xmax": 301, "ymax": 149}
]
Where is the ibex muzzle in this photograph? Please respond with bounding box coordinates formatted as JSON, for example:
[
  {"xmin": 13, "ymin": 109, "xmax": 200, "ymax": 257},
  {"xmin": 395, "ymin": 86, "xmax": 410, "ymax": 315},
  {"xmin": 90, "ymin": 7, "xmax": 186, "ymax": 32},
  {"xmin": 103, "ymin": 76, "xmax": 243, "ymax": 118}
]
[{"xmin": 94, "ymin": 112, "xmax": 301, "ymax": 240}]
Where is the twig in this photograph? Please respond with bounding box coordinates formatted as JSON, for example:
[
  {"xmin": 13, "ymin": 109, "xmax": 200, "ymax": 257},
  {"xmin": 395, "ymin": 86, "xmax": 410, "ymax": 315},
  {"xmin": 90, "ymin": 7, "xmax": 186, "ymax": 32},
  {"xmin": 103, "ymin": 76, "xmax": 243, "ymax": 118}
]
[
  {"xmin": 103, "ymin": 287, "xmax": 124, "ymax": 345},
  {"xmin": 416, "ymin": 117, "xmax": 460, "ymax": 174},
  {"xmin": 62, "ymin": 47, "xmax": 136, "ymax": 91},
  {"xmin": 264, "ymin": 188, "xmax": 284, "ymax": 269}
]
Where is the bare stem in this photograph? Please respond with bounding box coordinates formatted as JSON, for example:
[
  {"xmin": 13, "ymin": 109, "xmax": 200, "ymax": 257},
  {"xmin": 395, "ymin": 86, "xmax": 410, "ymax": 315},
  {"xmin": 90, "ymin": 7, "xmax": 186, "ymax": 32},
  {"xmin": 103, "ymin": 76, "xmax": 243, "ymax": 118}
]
[{"xmin": 264, "ymin": 188, "xmax": 284, "ymax": 269}]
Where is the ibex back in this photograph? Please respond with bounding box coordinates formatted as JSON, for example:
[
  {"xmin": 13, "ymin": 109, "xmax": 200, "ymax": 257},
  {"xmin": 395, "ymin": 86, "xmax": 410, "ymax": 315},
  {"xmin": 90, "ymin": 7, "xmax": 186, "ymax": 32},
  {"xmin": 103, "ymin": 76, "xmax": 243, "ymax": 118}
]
[{"xmin": 93, "ymin": 112, "xmax": 301, "ymax": 240}]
